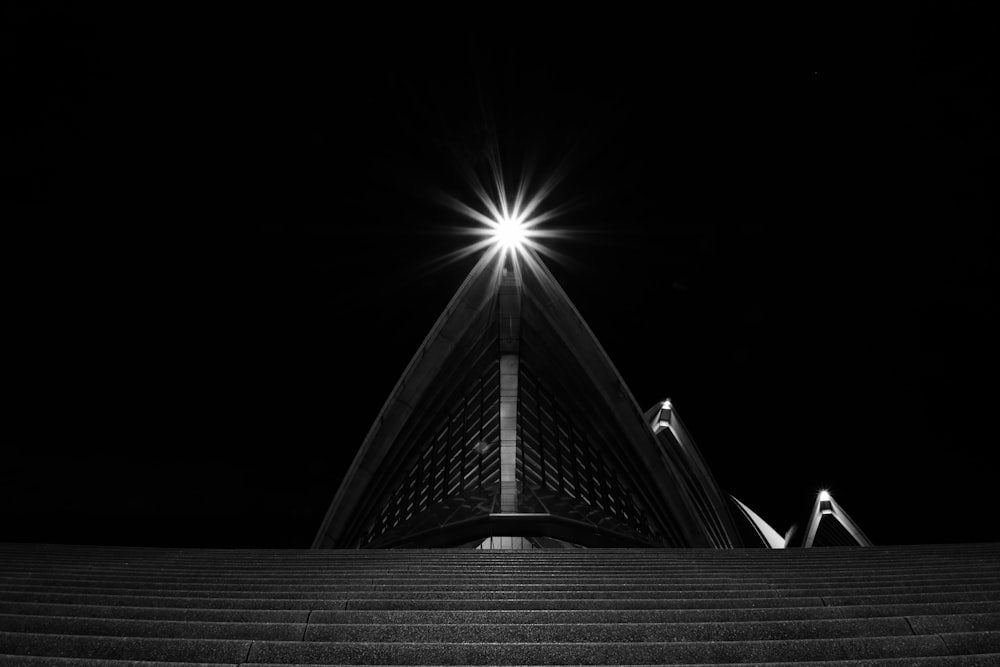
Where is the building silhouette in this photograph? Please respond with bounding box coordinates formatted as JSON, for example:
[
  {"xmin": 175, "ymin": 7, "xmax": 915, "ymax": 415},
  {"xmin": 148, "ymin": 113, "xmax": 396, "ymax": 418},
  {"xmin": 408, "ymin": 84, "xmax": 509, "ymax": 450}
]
[{"xmin": 313, "ymin": 244, "xmax": 868, "ymax": 550}]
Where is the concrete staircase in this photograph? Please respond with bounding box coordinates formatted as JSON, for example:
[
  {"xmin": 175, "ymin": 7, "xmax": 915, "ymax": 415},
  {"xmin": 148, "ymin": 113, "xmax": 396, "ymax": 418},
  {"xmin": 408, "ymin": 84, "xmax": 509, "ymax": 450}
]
[{"xmin": 0, "ymin": 542, "xmax": 998, "ymax": 665}]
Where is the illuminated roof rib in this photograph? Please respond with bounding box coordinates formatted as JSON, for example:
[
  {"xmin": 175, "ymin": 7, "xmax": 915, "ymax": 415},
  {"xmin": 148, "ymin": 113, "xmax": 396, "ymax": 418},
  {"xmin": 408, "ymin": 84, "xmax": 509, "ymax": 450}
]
[
  {"xmin": 313, "ymin": 247, "xmax": 737, "ymax": 548},
  {"xmin": 800, "ymin": 490, "xmax": 873, "ymax": 548},
  {"xmin": 647, "ymin": 400, "xmax": 745, "ymax": 548},
  {"xmin": 730, "ymin": 495, "xmax": 788, "ymax": 549}
]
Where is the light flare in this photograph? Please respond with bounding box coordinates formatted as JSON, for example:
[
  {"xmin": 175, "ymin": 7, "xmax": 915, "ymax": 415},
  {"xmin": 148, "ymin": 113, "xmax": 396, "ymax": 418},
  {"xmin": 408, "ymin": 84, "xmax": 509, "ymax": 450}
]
[
  {"xmin": 491, "ymin": 212, "xmax": 528, "ymax": 250},
  {"xmin": 437, "ymin": 145, "xmax": 574, "ymax": 267}
]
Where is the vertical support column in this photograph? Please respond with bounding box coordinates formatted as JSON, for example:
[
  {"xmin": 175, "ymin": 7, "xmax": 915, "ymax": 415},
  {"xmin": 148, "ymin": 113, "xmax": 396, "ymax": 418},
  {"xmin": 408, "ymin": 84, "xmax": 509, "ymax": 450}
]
[
  {"xmin": 498, "ymin": 263, "xmax": 521, "ymax": 513},
  {"xmin": 499, "ymin": 354, "xmax": 518, "ymax": 511}
]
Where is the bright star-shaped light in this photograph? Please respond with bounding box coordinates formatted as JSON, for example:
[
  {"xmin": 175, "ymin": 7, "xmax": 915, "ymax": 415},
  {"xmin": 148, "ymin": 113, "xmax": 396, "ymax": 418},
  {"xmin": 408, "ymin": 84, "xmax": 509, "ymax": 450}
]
[
  {"xmin": 490, "ymin": 211, "xmax": 528, "ymax": 251},
  {"xmin": 443, "ymin": 186, "xmax": 550, "ymax": 260},
  {"xmin": 435, "ymin": 146, "xmax": 572, "ymax": 268}
]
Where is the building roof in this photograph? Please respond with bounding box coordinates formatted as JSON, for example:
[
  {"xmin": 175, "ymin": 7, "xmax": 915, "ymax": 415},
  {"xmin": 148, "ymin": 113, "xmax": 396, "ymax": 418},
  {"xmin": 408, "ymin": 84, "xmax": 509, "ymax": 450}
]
[{"xmin": 313, "ymin": 246, "xmax": 740, "ymax": 549}]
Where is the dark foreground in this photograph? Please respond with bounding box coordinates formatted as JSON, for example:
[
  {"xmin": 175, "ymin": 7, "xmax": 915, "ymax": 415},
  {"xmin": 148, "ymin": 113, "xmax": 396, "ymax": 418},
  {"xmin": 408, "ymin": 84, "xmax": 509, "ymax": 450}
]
[{"xmin": 0, "ymin": 543, "xmax": 998, "ymax": 665}]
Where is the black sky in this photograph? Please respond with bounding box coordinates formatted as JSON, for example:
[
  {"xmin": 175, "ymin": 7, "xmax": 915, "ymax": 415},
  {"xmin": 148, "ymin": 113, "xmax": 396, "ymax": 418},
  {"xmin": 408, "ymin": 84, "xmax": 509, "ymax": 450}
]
[{"xmin": 6, "ymin": 5, "xmax": 996, "ymax": 548}]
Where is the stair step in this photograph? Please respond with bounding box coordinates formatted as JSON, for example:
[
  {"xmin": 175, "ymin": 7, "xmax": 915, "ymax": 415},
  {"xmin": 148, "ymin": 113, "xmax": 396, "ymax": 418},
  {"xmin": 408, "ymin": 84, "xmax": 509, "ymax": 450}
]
[
  {"xmin": 341, "ymin": 596, "xmax": 828, "ymax": 611},
  {"xmin": 302, "ymin": 618, "xmax": 917, "ymax": 642},
  {"xmin": 4, "ymin": 583, "xmax": 995, "ymax": 599},
  {"xmin": 0, "ymin": 632, "xmax": 249, "ymax": 663},
  {"xmin": 248, "ymin": 636, "xmax": 957, "ymax": 664},
  {"xmin": 0, "ymin": 631, "xmax": 967, "ymax": 663},
  {"xmin": 0, "ymin": 655, "xmax": 995, "ymax": 667},
  {"xmin": 0, "ymin": 543, "xmax": 997, "ymax": 665},
  {"xmin": 0, "ymin": 614, "xmax": 303, "ymax": 640},
  {"xmin": 0, "ymin": 601, "xmax": 308, "ymax": 622}
]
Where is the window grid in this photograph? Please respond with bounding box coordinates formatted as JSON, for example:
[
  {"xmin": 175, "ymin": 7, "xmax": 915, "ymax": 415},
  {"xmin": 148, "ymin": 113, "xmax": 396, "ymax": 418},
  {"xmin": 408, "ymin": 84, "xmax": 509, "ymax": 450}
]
[
  {"xmin": 362, "ymin": 360, "xmax": 501, "ymax": 546},
  {"xmin": 517, "ymin": 360, "xmax": 654, "ymax": 537}
]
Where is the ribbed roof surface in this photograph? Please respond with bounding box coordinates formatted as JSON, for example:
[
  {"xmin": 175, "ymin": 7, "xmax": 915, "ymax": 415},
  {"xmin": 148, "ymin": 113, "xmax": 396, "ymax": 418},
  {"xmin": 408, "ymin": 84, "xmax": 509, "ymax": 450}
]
[{"xmin": 1, "ymin": 542, "xmax": 998, "ymax": 665}]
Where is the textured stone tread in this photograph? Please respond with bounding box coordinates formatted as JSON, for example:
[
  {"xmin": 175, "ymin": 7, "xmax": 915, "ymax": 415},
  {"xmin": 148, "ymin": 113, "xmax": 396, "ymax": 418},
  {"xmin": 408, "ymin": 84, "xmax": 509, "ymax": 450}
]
[
  {"xmin": 1, "ymin": 543, "xmax": 997, "ymax": 665},
  {"xmin": 0, "ymin": 602, "xmax": 308, "ymax": 622},
  {"xmin": 0, "ymin": 614, "xmax": 304, "ymax": 640},
  {"xmin": 825, "ymin": 592, "xmax": 998, "ymax": 606},
  {"xmin": 907, "ymin": 613, "xmax": 1000, "ymax": 634},
  {"xmin": 0, "ymin": 592, "xmax": 351, "ymax": 610},
  {"xmin": 0, "ymin": 587, "xmax": 848, "ymax": 600},
  {"xmin": 303, "ymin": 617, "xmax": 913, "ymax": 642},
  {"xmin": 7, "ymin": 655, "xmax": 998, "ymax": 667},
  {"xmin": 246, "ymin": 636, "xmax": 951, "ymax": 664},
  {"xmin": 0, "ymin": 632, "xmax": 249, "ymax": 663},
  {"xmin": 0, "ymin": 657, "xmax": 236, "ymax": 667},
  {"xmin": 938, "ymin": 631, "xmax": 1000, "ymax": 654},
  {"xmin": 341, "ymin": 596, "xmax": 827, "ymax": 611},
  {"xmin": 836, "ymin": 601, "xmax": 1000, "ymax": 618},
  {"xmin": 3, "ymin": 570, "xmax": 996, "ymax": 581},
  {"xmin": 14, "ymin": 575, "xmax": 1000, "ymax": 589},
  {"xmin": 307, "ymin": 607, "xmax": 847, "ymax": 624}
]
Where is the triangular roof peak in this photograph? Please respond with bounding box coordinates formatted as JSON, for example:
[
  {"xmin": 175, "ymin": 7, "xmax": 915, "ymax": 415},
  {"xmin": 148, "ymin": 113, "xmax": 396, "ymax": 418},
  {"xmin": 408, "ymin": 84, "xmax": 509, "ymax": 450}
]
[
  {"xmin": 801, "ymin": 490, "xmax": 873, "ymax": 548},
  {"xmin": 313, "ymin": 246, "xmax": 741, "ymax": 548}
]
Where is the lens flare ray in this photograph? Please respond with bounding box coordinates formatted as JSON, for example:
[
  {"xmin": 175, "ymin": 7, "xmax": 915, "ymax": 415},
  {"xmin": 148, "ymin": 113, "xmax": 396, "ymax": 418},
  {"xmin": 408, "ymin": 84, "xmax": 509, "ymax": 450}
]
[{"xmin": 442, "ymin": 156, "xmax": 570, "ymax": 262}]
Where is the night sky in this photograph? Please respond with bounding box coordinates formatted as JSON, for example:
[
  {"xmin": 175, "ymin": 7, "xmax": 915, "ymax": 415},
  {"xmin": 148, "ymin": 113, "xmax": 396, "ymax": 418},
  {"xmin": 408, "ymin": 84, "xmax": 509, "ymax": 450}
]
[{"xmin": 6, "ymin": 5, "xmax": 996, "ymax": 548}]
